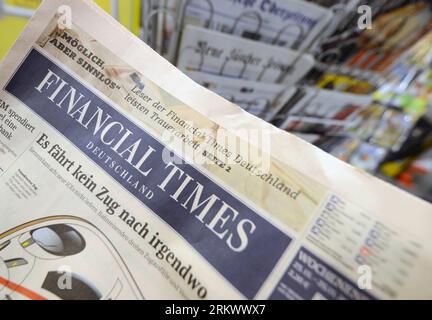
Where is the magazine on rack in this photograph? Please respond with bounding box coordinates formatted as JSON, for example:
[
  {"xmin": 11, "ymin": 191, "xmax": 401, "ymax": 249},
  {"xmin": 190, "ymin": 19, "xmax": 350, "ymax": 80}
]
[{"xmin": 0, "ymin": 0, "xmax": 431, "ymax": 300}]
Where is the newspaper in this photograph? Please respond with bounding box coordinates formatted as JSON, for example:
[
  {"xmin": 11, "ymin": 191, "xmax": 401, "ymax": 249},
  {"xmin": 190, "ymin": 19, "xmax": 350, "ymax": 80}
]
[
  {"xmin": 177, "ymin": 25, "xmax": 315, "ymax": 85},
  {"xmin": 0, "ymin": 0, "xmax": 431, "ymax": 300},
  {"xmin": 185, "ymin": 71, "xmax": 297, "ymax": 121},
  {"xmin": 180, "ymin": 0, "xmax": 333, "ymax": 51},
  {"xmin": 275, "ymin": 87, "xmax": 373, "ymax": 130}
]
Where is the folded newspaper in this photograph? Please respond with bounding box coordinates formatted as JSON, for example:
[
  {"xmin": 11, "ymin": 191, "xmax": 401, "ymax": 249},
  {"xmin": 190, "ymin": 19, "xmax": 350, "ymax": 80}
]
[{"xmin": 0, "ymin": 0, "xmax": 431, "ymax": 300}]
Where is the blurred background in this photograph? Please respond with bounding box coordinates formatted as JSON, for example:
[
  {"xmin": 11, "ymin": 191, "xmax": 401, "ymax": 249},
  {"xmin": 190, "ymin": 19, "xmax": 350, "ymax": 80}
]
[{"xmin": 1, "ymin": 0, "xmax": 432, "ymax": 202}]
